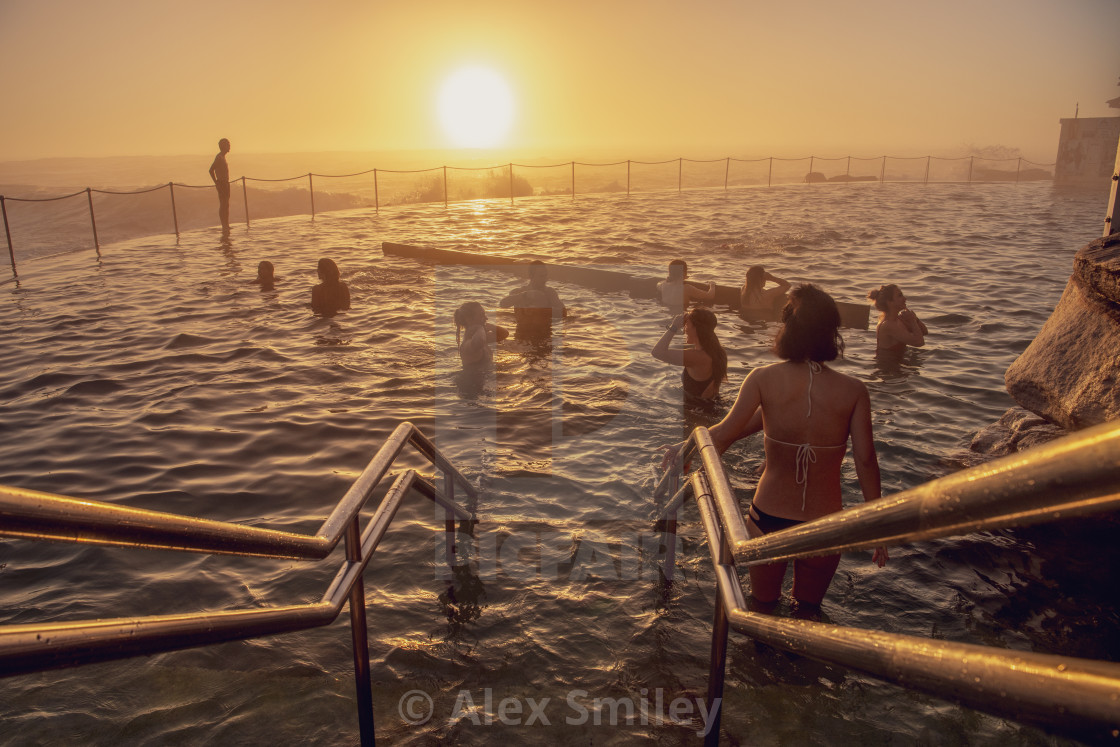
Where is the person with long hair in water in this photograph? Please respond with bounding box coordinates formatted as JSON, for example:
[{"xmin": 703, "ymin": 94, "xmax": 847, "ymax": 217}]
[
  {"xmin": 651, "ymin": 307, "xmax": 728, "ymax": 402},
  {"xmin": 868, "ymin": 283, "xmax": 927, "ymax": 352},
  {"xmin": 665, "ymin": 284, "xmax": 887, "ymax": 608},
  {"xmin": 740, "ymin": 265, "xmax": 791, "ymax": 312},
  {"xmin": 310, "ymin": 257, "xmax": 350, "ymax": 316},
  {"xmin": 454, "ymin": 301, "xmax": 507, "ymax": 368}
]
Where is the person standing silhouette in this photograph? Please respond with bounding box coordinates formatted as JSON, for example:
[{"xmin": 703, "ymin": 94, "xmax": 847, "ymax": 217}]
[{"xmin": 208, "ymin": 138, "xmax": 231, "ymax": 233}]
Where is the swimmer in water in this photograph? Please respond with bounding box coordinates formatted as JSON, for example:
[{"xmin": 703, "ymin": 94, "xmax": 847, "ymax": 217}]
[
  {"xmin": 254, "ymin": 260, "xmax": 277, "ymax": 291},
  {"xmin": 868, "ymin": 283, "xmax": 927, "ymax": 352},
  {"xmin": 311, "ymin": 258, "xmax": 350, "ymax": 316},
  {"xmin": 740, "ymin": 265, "xmax": 791, "ymax": 311},
  {"xmin": 454, "ymin": 301, "xmax": 508, "ymax": 367},
  {"xmin": 651, "ymin": 307, "xmax": 728, "ymax": 402},
  {"xmin": 657, "ymin": 259, "xmax": 716, "ymax": 311}
]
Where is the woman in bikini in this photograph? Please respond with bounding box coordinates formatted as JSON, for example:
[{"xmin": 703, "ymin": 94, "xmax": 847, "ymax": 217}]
[
  {"xmin": 868, "ymin": 283, "xmax": 927, "ymax": 353},
  {"xmin": 706, "ymin": 283, "xmax": 887, "ymax": 606},
  {"xmin": 651, "ymin": 307, "xmax": 728, "ymax": 402}
]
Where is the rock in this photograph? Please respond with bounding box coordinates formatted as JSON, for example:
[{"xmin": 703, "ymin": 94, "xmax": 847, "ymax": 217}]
[
  {"xmin": 1004, "ymin": 233, "xmax": 1120, "ymax": 431},
  {"xmin": 969, "ymin": 407, "xmax": 1067, "ymax": 457}
]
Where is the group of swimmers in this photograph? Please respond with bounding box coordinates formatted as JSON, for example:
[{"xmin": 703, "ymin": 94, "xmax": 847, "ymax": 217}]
[
  {"xmin": 650, "ymin": 260, "xmax": 927, "ymax": 610},
  {"xmin": 251, "ymin": 257, "xmax": 351, "ymax": 316},
  {"xmin": 448, "ymin": 256, "xmax": 928, "ymax": 611}
]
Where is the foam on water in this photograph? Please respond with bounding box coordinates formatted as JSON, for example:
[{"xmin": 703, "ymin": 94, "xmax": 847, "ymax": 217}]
[{"xmin": 0, "ymin": 183, "xmax": 1113, "ymax": 744}]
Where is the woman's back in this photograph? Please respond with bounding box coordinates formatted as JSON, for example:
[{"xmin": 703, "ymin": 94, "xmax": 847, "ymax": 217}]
[{"xmin": 752, "ymin": 360, "xmax": 869, "ymax": 518}]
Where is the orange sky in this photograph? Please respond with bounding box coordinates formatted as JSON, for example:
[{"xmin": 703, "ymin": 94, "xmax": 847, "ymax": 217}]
[{"xmin": 0, "ymin": 0, "xmax": 1117, "ymax": 164}]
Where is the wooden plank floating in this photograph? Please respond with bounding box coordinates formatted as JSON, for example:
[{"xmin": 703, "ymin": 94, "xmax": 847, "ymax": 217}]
[{"xmin": 381, "ymin": 241, "xmax": 869, "ymax": 330}]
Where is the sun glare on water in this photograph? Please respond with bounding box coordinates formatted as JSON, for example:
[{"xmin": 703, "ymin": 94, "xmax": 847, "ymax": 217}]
[{"xmin": 437, "ymin": 66, "xmax": 515, "ymax": 149}]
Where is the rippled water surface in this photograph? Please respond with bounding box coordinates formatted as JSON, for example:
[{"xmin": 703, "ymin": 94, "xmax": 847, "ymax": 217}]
[{"xmin": 1, "ymin": 183, "xmax": 1115, "ymax": 745}]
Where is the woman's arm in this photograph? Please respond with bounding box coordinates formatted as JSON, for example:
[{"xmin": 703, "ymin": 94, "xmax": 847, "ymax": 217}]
[
  {"xmin": 686, "ymin": 282, "xmax": 717, "ymax": 303},
  {"xmin": 767, "ymin": 273, "xmax": 791, "ymax": 293},
  {"xmin": 849, "ymin": 384, "xmax": 888, "ymax": 566},
  {"xmin": 886, "ymin": 316, "xmax": 925, "ymax": 347},
  {"xmin": 651, "ymin": 315, "xmax": 684, "ymax": 363},
  {"xmin": 900, "ymin": 308, "xmax": 928, "ymax": 336},
  {"xmin": 660, "ymin": 378, "xmax": 763, "ymax": 470}
]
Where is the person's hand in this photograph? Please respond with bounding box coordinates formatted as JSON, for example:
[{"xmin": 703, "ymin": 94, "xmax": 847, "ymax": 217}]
[
  {"xmin": 659, "ymin": 441, "xmax": 687, "ymax": 472},
  {"xmin": 670, "ymin": 313, "xmax": 685, "ymax": 332},
  {"xmin": 872, "ymin": 547, "xmax": 889, "ymax": 567}
]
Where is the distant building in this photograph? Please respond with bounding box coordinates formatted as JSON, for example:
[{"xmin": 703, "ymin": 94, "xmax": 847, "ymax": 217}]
[{"xmin": 1055, "ymin": 104, "xmax": 1120, "ymax": 187}]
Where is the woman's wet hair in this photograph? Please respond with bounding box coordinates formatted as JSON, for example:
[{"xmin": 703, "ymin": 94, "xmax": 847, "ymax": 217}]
[
  {"xmin": 454, "ymin": 301, "xmax": 486, "ymax": 351},
  {"xmin": 317, "ymin": 257, "xmax": 341, "ymax": 283},
  {"xmin": 744, "ymin": 265, "xmax": 765, "ymax": 299},
  {"xmin": 687, "ymin": 307, "xmax": 728, "ymax": 384},
  {"xmin": 867, "ymin": 283, "xmax": 901, "ymax": 313},
  {"xmin": 773, "ymin": 283, "xmax": 844, "ymax": 362},
  {"xmin": 668, "ymin": 259, "xmax": 688, "ymax": 281},
  {"xmin": 257, "ymin": 260, "xmax": 274, "ymax": 280}
]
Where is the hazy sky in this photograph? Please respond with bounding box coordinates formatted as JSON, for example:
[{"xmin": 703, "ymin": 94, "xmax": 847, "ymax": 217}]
[{"xmin": 1, "ymin": 0, "xmax": 1117, "ymax": 163}]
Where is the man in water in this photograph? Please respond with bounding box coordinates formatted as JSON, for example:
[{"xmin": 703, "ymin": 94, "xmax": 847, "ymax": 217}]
[
  {"xmin": 208, "ymin": 138, "xmax": 231, "ymax": 233},
  {"xmin": 500, "ymin": 260, "xmax": 566, "ymax": 337}
]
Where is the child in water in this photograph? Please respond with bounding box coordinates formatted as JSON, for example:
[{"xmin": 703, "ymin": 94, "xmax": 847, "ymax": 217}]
[
  {"xmin": 311, "ymin": 258, "xmax": 350, "ymax": 316},
  {"xmin": 454, "ymin": 301, "xmax": 508, "ymax": 367}
]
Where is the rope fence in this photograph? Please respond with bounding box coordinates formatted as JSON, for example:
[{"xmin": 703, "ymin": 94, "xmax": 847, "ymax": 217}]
[{"xmin": 1, "ymin": 154, "xmax": 1055, "ymax": 278}]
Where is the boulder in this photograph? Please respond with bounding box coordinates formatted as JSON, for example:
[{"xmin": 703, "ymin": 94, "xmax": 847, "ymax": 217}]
[{"xmin": 1005, "ymin": 233, "xmax": 1120, "ymax": 430}]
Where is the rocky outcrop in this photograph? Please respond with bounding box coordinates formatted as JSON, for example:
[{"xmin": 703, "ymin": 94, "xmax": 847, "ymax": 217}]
[
  {"xmin": 1004, "ymin": 233, "xmax": 1120, "ymax": 431},
  {"xmin": 969, "ymin": 407, "xmax": 1067, "ymax": 458}
]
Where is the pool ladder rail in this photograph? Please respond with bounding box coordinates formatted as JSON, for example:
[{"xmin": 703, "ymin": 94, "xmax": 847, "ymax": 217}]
[
  {"xmin": 0, "ymin": 421, "xmax": 474, "ymax": 747},
  {"xmin": 654, "ymin": 421, "xmax": 1120, "ymax": 745},
  {"xmin": 1, "ymin": 420, "xmax": 1119, "ymax": 743}
]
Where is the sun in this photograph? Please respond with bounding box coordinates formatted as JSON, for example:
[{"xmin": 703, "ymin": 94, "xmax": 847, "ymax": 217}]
[{"xmin": 437, "ymin": 66, "xmax": 515, "ymax": 149}]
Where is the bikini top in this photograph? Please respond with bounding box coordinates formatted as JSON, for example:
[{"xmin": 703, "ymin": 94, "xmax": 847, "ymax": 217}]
[{"xmin": 763, "ymin": 361, "xmax": 846, "ymax": 511}]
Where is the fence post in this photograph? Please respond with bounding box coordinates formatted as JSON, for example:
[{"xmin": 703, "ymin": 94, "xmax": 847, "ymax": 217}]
[
  {"xmin": 242, "ymin": 178, "xmax": 251, "ymax": 228},
  {"xmin": 767, "ymin": 157, "xmax": 772, "ymax": 187},
  {"xmin": 845, "ymin": 156, "xmax": 851, "ymax": 183},
  {"xmin": 627, "ymin": 160, "xmax": 631, "ymax": 196},
  {"xmin": 2, "ymin": 196, "xmax": 16, "ymax": 279},
  {"xmin": 1016, "ymin": 157, "xmax": 1022, "ymax": 184},
  {"xmin": 571, "ymin": 162, "xmax": 575, "ymax": 201},
  {"xmin": 168, "ymin": 183, "xmax": 180, "ymax": 240},
  {"xmin": 724, "ymin": 157, "xmax": 729, "ymax": 191},
  {"xmin": 808, "ymin": 156, "xmax": 814, "ymax": 186},
  {"xmin": 880, "ymin": 156, "xmax": 886, "ymax": 185},
  {"xmin": 678, "ymin": 158, "xmax": 682, "ymax": 194},
  {"xmin": 443, "ymin": 166, "xmax": 448, "ymax": 208},
  {"xmin": 924, "ymin": 156, "xmax": 930, "ymax": 185},
  {"xmin": 309, "ymin": 174, "xmax": 316, "ymax": 218},
  {"xmin": 968, "ymin": 156, "xmax": 974, "ymax": 184},
  {"xmin": 373, "ymin": 169, "xmax": 379, "ymax": 214},
  {"xmin": 86, "ymin": 188, "xmax": 101, "ymax": 257},
  {"xmin": 345, "ymin": 517, "xmax": 376, "ymax": 746},
  {"xmin": 509, "ymin": 163, "xmax": 514, "ymax": 206}
]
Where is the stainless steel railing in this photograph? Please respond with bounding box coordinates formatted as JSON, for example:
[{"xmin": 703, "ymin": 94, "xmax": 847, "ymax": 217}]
[
  {"xmin": 655, "ymin": 421, "xmax": 1120, "ymax": 745},
  {"xmin": 0, "ymin": 421, "xmax": 476, "ymax": 746}
]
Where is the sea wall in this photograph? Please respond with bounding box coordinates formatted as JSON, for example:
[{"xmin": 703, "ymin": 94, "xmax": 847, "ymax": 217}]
[{"xmin": 1004, "ymin": 232, "xmax": 1120, "ymax": 431}]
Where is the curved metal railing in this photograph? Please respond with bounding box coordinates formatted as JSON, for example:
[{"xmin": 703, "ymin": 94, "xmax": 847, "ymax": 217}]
[
  {"xmin": 654, "ymin": 420, "xmax": 1120, "ymax": 745},
  {"xmin": 0, "ymin": 421, "xmax": 476, "ymax": 746}
]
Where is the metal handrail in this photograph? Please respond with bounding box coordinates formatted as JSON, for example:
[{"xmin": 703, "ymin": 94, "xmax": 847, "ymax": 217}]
[
  {"xmin": 0, "ymin": 421, "xmax": 474, "ymax": 558},
  {"xmin": 0, "ymin": 421, "xmax": 477, "ymax": 746},
  {"xmin": 658, "ymin": 420, "xmax": 1120, "ymax": 745}
]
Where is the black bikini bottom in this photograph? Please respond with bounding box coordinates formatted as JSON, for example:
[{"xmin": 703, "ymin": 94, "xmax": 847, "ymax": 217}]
[{"xmin": 748, "ymin": 505, "xmax": 806, "ymax": 535}]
